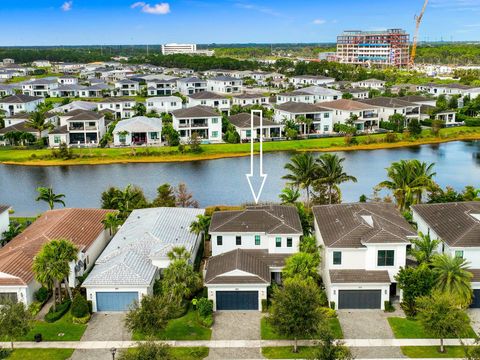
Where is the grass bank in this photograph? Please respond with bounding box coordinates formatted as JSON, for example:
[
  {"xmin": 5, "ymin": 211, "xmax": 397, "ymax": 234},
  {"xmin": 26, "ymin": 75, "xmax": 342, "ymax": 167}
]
[
  {"xmin": 7, "ymin": 349, "xmax": 74, "ymax": 360},
  {"xmin": 1, "ymin": 127, "xmax": 479, "ymax": 166},
  {"xmin": 388, "ymin": 317, "xmax": 476, "ymax": 339},
  {"xmin": 401, "ymin": 346, "xmax": 469, "ymax": 358}
]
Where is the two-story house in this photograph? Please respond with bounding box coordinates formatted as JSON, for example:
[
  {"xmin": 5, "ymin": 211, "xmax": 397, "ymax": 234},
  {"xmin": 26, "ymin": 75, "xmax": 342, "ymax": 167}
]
[
  {"xmin": 97, "ymin": 98, "xmax": 136, "ymax": 119},
  {"xmin": 51, "ymin": 110, "xmax": 106, "ymax": 146},
  {"xmin": 0, "ymin": 94, "xmax": 44, "ymax": 116},
  {"xmin": 176, "ymin": 77, "xmax": 207, "ymax": 95},
  {"xmin": 274, "ymin": 102, "xmax": 334, "ymax": 134},
  {"xmin": 146, "ymin": 96, "xmax": 183, "ymax": 114},
  {"xmin": 358, "ymin": 97, "xmax": 420, "ymax": 124},
  {"xmin": 171, "ymin": 105, "xmax": 222, "ymax": 143},
  {"xmin": 412, "ymin": 202, "xmax": 480, "ymax": 307},
  {"xmin": 112, "ymin": 116, "xmax": 162, "ymax": 146},
  {"xmin": 187, "ymin": 91, "xmax": 230, "ymax": 115},
  {"xmin": 146, "ymin": 79, "xmax": 177, "ymax": 96},
  {"xmin": 207, "ymin": 76, "xmax": 243, "ymax": 94},
  {"xmin": 229, "ymin": 113, "xmax": 283, "ymax": 140},
  {"xmin": 289, "ymin": 75, "xmax": 335, "ymax": 88},
  {"xmin": 320, "ymin": 99, "xmax": 381, "ymax": 132},
  {"xmin": 114, "ymin": 79, "xmax": 140, "ymax": 97},
  {"xmin": 22, "ymin": 78, "xmax": 59, "ymax": 97},
  {"xmin": 313, "ymin": 203, "xmax": 416, "ymax": 310},
  {"xmin": 351, "ymin": 79, "xmax": 386, "ymax": 90},
  {"xmin": 205, "ymin": 205, "xmax": 303, "ymax": 310},
  {"xmin": 232, "ymin": 93, "xmax": 270, "ymax": 107},
  {"xmin": 276, "ymin": 91, "xmax": 315, "ymax": 105}
]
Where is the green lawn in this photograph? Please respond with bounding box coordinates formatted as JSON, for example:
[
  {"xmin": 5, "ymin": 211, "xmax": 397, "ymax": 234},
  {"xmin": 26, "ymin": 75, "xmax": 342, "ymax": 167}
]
[
  {"xmin": 1, "ymin": 126, "xmax": 479, "ymax": 166},
  {"xmin": 132, "ymin": 308, "xmax": 211, "ymax": 341},
  {"xmin": 20, "ymin": 312, "xmax": 87, "ymax": 341},
  {"xmin": 261, "ymin": 317, "xmax": 343, "ymax": 340},
  {"xmin": 7, "ymin": 349, "xmax": 74, "ymax": 360},
  {"xmin": 388, "ymin": 317, "xmax": 477, "ymax": 339},
  {"xmin": 10, "ymin": 217, "xmax": 36, "ymax": 227},
  {"xmin": 121, "ymin": 346, "xmax": 209, "ymax": 360},
  {"xmin": 401, "ymin": 346, "xmax": 468, "ymax": 358},
  {"xmin": 262, "ymin": 346, "xmax": 314, "ymax": 359}
]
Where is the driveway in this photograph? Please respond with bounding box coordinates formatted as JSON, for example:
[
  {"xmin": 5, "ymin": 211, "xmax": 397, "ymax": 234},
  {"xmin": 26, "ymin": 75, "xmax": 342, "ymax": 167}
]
[
  {"xmin": 70, "ymin": 313, "xmax": 131, "ymax": 360},
  {"xmin": 468, "ymin": 309, "xmax": 480, "ymax": 335},
  {"xmin": 206, "ymin": 311, "xmax": 263, "ymax": 359},
  {"xmin": 338, "ymin": 309, "xmax": 405, "ymax": 359}
]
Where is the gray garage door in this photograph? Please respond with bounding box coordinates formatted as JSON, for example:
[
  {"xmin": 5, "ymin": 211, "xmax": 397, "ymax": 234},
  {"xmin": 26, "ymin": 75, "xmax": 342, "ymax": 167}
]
[
  {"xmin": 216, "ymin": 291, "xmax": 258, "ymax": 310},
  {"xmin": 96, "ymin": 291, "xmax": 138, "ymax": 311},
  {"xmin": 471, "ymin": 289, "xmax": 480, "ymax": 308},
  {"xmin": 338, "ymin": 290, "xmax": 382, "ymax": 309}
]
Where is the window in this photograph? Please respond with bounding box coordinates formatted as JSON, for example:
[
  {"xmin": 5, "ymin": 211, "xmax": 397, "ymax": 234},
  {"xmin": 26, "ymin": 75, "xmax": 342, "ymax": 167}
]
[
  {"xmin": 150, "ymin": 132, "xmax": 158, "ymax": 140},
  {"xmin": 323, "ymin": 125, "xmax": 329, "ymax": 132},
  {"xmin": 333, "ymin": 251, "xmax": 342, "ymax": 265},
  {"xmin": 377, "ymin": 250, "xmax": 395, "ymax": 266},
  {"xmin": 276, "ymin": 237, "xmax": 282, "ymax": 247},
  {"xmin": 255, "ymin": 235, "xmax": 261, "ymax": 246},
  {"xmin": 455, "ymin": 250, "xmax": 464, "ymax": 259},
  {"xmin": 246, "ymin": 129, "xmax": 252, "ymax": 138},
  {"xmin": 287, "ymin": 237, "xmax": 292, "ymax": 248},
  {"xmin": 324, "ymin": 112, "xmax": 330, "ymax": 118},
  {"xmin": 236, "ymin": 236, "xmax": 241, "ymax": 245},
  {"xmin": 217, "ymin": 236, "xmax": 223, "ymax": 246},
  {"xmin": 212, "ymin": 131, "xmax": 219, "ymax": 138},
  {"xmin": 54, "ymin": 135, "xmax": 61, "ymax": 144},
  {"xmin": 212, "ymin": 118, "xmax": 219, "ymax": 124}
]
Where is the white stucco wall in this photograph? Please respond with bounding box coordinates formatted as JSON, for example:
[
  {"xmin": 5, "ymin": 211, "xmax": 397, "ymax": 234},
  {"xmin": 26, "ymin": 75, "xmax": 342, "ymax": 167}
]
[{"xmin": 0, "ymin": 210, "xmax": 9, "ymax": 235}]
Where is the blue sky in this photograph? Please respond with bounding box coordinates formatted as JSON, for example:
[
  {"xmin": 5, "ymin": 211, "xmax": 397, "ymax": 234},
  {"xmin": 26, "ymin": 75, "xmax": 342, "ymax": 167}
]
[{"xmin": 2, "ymin": 0, "xmax": 480, "ymax": 45}]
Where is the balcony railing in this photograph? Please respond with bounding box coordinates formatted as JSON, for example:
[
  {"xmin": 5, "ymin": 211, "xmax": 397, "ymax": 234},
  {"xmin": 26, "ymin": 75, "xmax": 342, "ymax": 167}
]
[{"xmin": 69, "ymin": 125, "xmax": 84, "ymax": 131}]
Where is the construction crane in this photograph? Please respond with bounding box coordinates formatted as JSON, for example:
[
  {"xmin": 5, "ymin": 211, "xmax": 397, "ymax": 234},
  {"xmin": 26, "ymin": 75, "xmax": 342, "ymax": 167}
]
[{"xmin": 409, "ymin": 0, "xmax": 429, "ymax": 67}]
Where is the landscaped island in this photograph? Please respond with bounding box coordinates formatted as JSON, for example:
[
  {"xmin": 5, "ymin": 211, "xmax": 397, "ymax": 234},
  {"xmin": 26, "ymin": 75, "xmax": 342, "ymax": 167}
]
[{"xmin": 1, "ymin": 127, "xmax": 479, "ymax": 166}]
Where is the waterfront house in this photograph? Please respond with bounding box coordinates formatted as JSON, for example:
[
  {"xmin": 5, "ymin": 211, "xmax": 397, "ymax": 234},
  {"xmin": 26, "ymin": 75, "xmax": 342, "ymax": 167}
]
[
  {"xmin": 0, "ymin": 208, "xmax": 112, "ymax": 306},
  {"xmin": 313, "ymin": 203, "xmax": 416, "ymax": 310},
  {"xmin": 274, "ymin": 102, "xmax": 334, "ymax": 134},
  {"xmin": 0, "ymin": 94, "xmax": 44, "ymax": 116},
  {"xmin": 412, "ymin": 202, "xmax": 480, "ymax": 307},
  {"xmin": 319, "ymin": 99, "xmax": 380, "ymax": 132},
  {"xmin": 358, "ymin": 97, "xmax": 420, "ymax": 123},
  {"xmin": 205, "ymin": 205, "xmax": 303, "ymax": 310},
  {"xmin": 52, "ymin": 109, "xmax": 106, "ymax": 147},
  {"xmin": 228, "ymin": 113, "xmax": 283, "ymax": 140},
  {"xmin": 83, "ymin": 207, "xmax": 204, "ymax": 312},
  {"xmin": 112, "ymin": 116, "xmax": 162, "ymax": 146},
  {"xmin": 172, "ymin": 105, "xmax": 222, "ymax": 143},
  {"xmin": 187, "ymin": 91, "xmax": 230, "ymax": 114}
]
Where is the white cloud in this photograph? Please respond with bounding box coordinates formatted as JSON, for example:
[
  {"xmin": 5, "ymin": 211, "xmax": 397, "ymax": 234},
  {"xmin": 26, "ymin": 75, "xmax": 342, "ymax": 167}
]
[
  {"xmin": 312, "ymin": 19, "xmax": 326, "ymax": 25},
  {"xmin": 61, "ymin": 1, "xmax": 72, "ymax": 11},
  {"xmin": 131, "ymin": 2, "xmax": 170, "ymax": 15},
  {"xmin": 235, "ymin": 2, "xmax": 281, "ymax": 17}
]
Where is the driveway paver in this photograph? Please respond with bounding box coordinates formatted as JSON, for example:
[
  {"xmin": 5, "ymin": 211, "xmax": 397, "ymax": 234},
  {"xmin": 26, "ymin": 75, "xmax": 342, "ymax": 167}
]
[
  {"xmin": 207, "ymin": 311, "xmax": 263, "ymax": 359},
  {"xmin": 469, "ymin": 309, "xmax": 480, "ymax": 336},
  {"xmin": 70, "ymin": 313, "xmax": 131, "ymax": 360}
]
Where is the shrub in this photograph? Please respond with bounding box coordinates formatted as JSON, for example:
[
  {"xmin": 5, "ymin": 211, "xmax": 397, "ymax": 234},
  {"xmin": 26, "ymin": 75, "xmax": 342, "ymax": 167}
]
[
  {"xmin": 34, "ymin": 287, "xmax": 50, "ymax": 303},
  {"xmin": 197, "ymin": 298, "xmax": 213, "ymax": 318},
  {"xmin": 465, "ymin": 118, "xmax": 480, "ymax": 127},
  {"xmin": 0, "ymin": 348, "xmax": 12, "ymax": 358},
  {"xmin": 45, "ymin": 300, "xmax": 71, "ymax": 323},
  {"xmin": 344, "ymin": 134, "xmax": 358, "ymax": 146},
  {"xmin": 384, "ymin": 132, "xmax": 399, "ymax": 143},
  {"xmin": 261, "ymin": 299, "xmax": 269, "ymax": 313},
  {"xmin": 320, "ymin": 307, "xmax": 337, "ymax": 318},
  {"xmin": 71, "ymin": 294, "xmax": 89, "ymax": 318},
  {"xmin": 72, "ymin": 314, "xmax": 91, "ymax": 324},
  {"xmin": 28, "ymin": 302, "xmax": 43, "ymax": 316},
  {"xmin": 87, "ymin": 300, "xmax": 92, "ymax": 314},
  {"xmin": 384, "ymin": 301, "xmax": 395, "ymax": 313},
  {"xmin": 199, "ymin": 314, "xmax": 213, "ymax": 327},
  {"xmin": 330, "ymin": 301, "xmax": 336, "ymax": 310},
  {"xmin": 319, "ymin": 289, "xmax": 329, "ymax": 307}
]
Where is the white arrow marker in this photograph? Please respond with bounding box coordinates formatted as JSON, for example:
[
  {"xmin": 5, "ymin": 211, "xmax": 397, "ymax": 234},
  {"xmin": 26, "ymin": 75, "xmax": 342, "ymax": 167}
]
[{"xmin": 246, "ymin": 109, "xmax": 267, "ymax": 204}]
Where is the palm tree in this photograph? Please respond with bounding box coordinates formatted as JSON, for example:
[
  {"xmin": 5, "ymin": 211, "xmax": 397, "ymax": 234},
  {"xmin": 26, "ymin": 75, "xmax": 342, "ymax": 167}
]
[
  {"xmin": 409, "ymin": 232, "xmax": 440, "ymax": 265},
  {"xmin": 283, "ymin": 153, "xmax": 318, "ymax": 206},
  {"xmin": 26, "ymin": 111, "xmax": 52, "ymax": 140},
  {"xmin": 279, "ymin": 186, "xmax": 301, "ymax": 205},
  {"xmin": 1, "ymin": 222, "xmax": 22, "ymax": 246},
  {"xmin": 55, "ymin": 239, "xmax": 78, "ymax": 300},
  {"xmin": 112, "ymin": 184, "xmax": 142, "ymax": 218},
  {"xmin": 167, "ymin": 246, "xmax": 191, "ymax": 262},
  {"xmin": 377, "ymin": 159, "xmax": 436, "ymax": 212},
  {"xmin": 102, "ymin": 212, "xmax": 122, "ymax": 236},
  {"xmin": 432, "ymin": 253, "xmax": 473, "ymax": 307},
  {"xmin": 35, "ymin": 187, "xmax": 66, "ymax": 210},
  {"xmin": 190, "ymin": 214, "xmax": 211, "ymax": 237},
  {"xmin": 36, "ymin": 102, "xmax": 53, "ymax": 114},
  {"xmin": 316, "ymin": 153, "xmax": 357, "ymax": 204}
]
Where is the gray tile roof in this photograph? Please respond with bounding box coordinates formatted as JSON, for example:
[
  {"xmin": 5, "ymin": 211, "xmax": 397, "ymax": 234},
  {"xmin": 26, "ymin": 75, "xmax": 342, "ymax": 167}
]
[
  {"xmin": 205, "ymin": 249, "xmax": 289, "ymax": 285},
  {"xmin": 209, "ymin": 205, "xmax": 303, "ymax": 235},
  {"xmin": 0, "ymin": 205, "xmax": 10, "ymax": 214},
  {"xmin": 0, "ymin": 94, "xmax": 42, "ymax": 104},
  {"xmin": 228, "ymin": 113, "xmax": 277, "ymax": 129},
  {"xmin": 188, "ymin": 91, "xmax": 226, "ymax": 100},
  {"xmin": 412, "ymin": 202, "xmax": 480, "ymax": 247},
  {"xmin": 275, "ymin": 101, "xmax": 330, "ymax": 113},
  {"xmin": 172, "ymin": 105, "xmax": 219, "ymax": 118},
  {"xmin": 49, "ymin": 125, "xmax": 68, "ymax": 135},
  {"xmin": 358, "ymin": 97, "xmax": 417, "ymax": 108},
  {"xmin": 83, "ymin": 207, "xmax": 204, "ymax": 287},
  {"xmin": 329, "ymin": 269, "xmax": 391, "ymax": 283},
  {"xmin": 313, "ymin": 203, "xmax": 415, "ymax": 248},
  {"xmin": 65, "ymin": 110, "xmax": 103, "ymax": 121},
  {"xmin": 0, "ymin": 121, "xmax": 37, "ymax": 134}
]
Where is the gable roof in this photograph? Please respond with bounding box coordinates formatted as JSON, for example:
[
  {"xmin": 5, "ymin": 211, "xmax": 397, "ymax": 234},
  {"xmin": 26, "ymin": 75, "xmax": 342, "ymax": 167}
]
[
  {"xmin": 312, "ymin": 203, "xmax": 415, "ymax": 248},
  {"xmin": 0, "ymin": 121, "xmax": 37, "ymax": 134},
  {"xmin": 98, "ymin": 97, "xmax": 136, "ymax": 104},
  {"xmin": 412, "ymin": 202, "xmax": 480, "ymax": 247},
  {"xmin": 114, "ymin": 116, "xmax": 162, "ymax": 133},
  {"xmin": 83, "ymin": 207, "xmax": 204, "ymax": 287},
  {"xmin": 205, "ymin": 249, "xmax": 289, "ymax": 285},
  {"xmin": 209, "ymin": 205, "xmax": 303, "ymax": 235},
  {"xmin": 228, "ymin": 113, "xmax": 277, "ymax": 129},
  {"xmin": 65, "ymin": 110, "xmax": 103, "ymax": 121},
  {"xmin": 0, "ymin": 94, "xmax": 43, "ymax": 104},
  {"xmin": 358, "ymin": 97, "xmax": 418, "ymax": 108},
  {"xmin": 329, "ymin": 269, "xmax": 391, "ymax": 283},
  {"xmin": 0, "ymin": 208, "xmax": 112, "ymax": 286},
  {"xmin": 172, "ymin": 105, "xmax": 219, "ymax": 118},
  {"xmin": 320, "ymin": 99, "xmax": 378, "ymax": 111}
]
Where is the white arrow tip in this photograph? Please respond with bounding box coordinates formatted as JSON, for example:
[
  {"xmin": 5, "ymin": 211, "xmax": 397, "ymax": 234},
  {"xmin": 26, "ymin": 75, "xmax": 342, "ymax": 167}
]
[{"xmin": 246, "ymin": 173, "xmax": 268, "ymax": 204}]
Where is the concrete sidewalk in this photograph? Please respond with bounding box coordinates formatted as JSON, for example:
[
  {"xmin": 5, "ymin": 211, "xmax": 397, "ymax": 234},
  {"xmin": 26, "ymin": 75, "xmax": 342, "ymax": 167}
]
[{"xmin": 0, "ymin": 338, "xmax": 475, "ymax": 349}]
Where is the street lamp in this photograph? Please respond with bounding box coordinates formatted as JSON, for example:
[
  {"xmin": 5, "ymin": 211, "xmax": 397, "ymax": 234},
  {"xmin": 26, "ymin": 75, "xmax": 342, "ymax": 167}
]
[{"xmin": 110, "ymin": 347, "xmax": 117, "ymax": 360}]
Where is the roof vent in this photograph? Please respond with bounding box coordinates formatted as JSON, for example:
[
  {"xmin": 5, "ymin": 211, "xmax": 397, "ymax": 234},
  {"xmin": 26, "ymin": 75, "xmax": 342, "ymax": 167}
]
[
  {"xmin": 471, "ymin": 213, "xmax": 480, "ymax": 222},
  {"xmin": 361, "ymin": 215, "xmax": 374, "ymax": 227}
]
